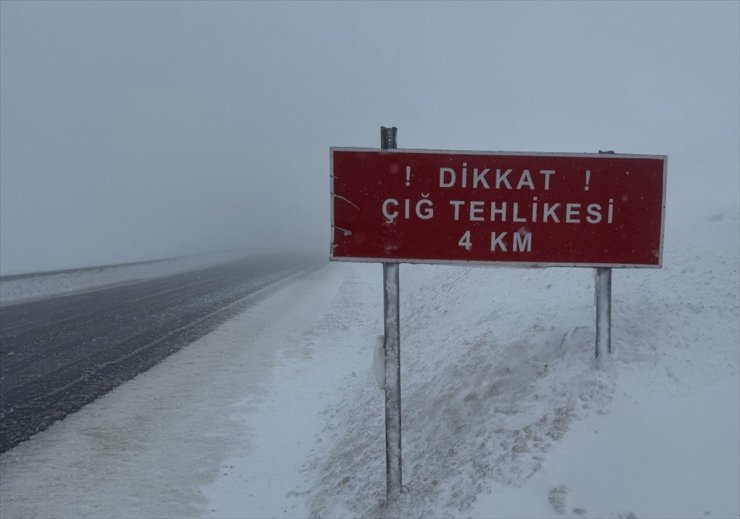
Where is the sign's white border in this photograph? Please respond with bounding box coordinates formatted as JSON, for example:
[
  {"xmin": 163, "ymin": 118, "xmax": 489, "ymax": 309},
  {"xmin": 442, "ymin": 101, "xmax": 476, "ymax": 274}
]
[{"xmin": 330, "ymin": 147, "xmax": 667, "ymax": 269}]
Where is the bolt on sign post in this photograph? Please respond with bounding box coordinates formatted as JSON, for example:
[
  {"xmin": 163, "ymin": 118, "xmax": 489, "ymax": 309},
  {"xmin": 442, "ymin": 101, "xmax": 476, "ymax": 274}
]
[{"xmin": 329, "ymin": 129, "xmax": 667, "ymax": 504}]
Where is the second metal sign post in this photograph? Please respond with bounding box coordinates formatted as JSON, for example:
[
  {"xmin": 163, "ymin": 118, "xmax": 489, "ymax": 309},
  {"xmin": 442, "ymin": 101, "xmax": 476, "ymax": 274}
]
[{"xmin": 380, "ymin": 126, "xmax": 403, "ymax": 503}]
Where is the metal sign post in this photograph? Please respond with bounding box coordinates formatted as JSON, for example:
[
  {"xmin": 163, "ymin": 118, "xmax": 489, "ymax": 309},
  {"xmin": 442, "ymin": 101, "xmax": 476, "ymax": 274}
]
[
  {"xmin": 595, "ymin": 150, "xmax": 615, "ymax": 360},
  {"xmin": 380, "ymin": 126, "xmax": 403, "ymax": 504},
  {"xmin": 595, "ymin": 267, "xmax": 612, "ymax": 359}
]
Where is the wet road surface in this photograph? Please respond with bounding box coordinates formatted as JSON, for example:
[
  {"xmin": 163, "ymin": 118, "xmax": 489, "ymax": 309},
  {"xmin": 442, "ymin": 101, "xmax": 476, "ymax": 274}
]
[{"xmin": 0, "ymin": 254, "xmax": 322, "ymax": 453}]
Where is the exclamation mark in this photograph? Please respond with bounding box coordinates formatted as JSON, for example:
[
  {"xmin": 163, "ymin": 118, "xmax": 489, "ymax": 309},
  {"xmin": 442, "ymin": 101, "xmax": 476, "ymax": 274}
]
[
  {"xmin": 405, "ymin": 166, "xmax": 411, "ymax": 187},
  {"xmin": 584, "ymin": 170, "xmax": 591, "ymax": 191}
]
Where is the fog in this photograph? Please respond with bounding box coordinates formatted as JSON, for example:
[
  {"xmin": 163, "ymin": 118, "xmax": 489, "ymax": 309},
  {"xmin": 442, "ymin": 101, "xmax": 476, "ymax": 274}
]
[{"xmin": 1, "ymin": 1, "xmax": 738, "ymax": 275}]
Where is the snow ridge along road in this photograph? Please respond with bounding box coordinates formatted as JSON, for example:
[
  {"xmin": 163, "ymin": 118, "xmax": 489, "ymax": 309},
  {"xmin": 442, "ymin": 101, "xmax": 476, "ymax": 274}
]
[{"xmin": 0, "ymin": 253, "xmax": 322, "ymax": 453}]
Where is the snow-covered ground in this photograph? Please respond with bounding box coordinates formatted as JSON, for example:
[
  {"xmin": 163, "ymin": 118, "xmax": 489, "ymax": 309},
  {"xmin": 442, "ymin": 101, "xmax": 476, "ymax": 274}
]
[{"xmin": 0, "ymin": 198, "xmax": 738, "ymax": 518}]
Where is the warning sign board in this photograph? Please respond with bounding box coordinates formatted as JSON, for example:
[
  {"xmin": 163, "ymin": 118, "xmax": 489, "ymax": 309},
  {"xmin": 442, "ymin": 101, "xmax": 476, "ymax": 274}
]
[{"xmin": 331, "ymin": 148, "xmax": 666, "ymax": 267}]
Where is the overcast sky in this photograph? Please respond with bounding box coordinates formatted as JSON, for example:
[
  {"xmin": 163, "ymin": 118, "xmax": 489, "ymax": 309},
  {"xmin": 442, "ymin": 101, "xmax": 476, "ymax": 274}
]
[{"xmin": 1, "ymin": 1, "xmax": 738, "ymax": 275}]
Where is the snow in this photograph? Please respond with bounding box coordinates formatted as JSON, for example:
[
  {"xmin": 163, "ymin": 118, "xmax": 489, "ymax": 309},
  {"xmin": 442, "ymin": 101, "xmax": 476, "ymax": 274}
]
[{"xmin": 0, "ymin": 202, "xmax": 738, "ymax": 517}]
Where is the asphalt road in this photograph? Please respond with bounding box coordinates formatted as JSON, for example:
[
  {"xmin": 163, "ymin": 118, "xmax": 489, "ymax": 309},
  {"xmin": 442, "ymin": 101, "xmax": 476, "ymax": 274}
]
[{"xmin": 0, "ymin": 253, "xmax": 322, "ymax": 453}]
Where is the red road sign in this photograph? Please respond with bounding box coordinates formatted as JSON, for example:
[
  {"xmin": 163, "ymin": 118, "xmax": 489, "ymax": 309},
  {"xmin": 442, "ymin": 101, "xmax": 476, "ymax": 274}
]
[{"xmin": 331, "ymin": 148, "xmax": 666, "ymax": 267}]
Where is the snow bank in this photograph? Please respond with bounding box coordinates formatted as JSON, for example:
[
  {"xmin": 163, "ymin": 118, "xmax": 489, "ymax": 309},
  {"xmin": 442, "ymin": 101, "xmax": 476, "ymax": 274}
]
[
  {"xmin": 301, "ymin": 202, "xmax": 739, "ymax": 517},
  {"xmin": 298, "ymin": 253, "xmax": 737, "ymax": 517}
]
